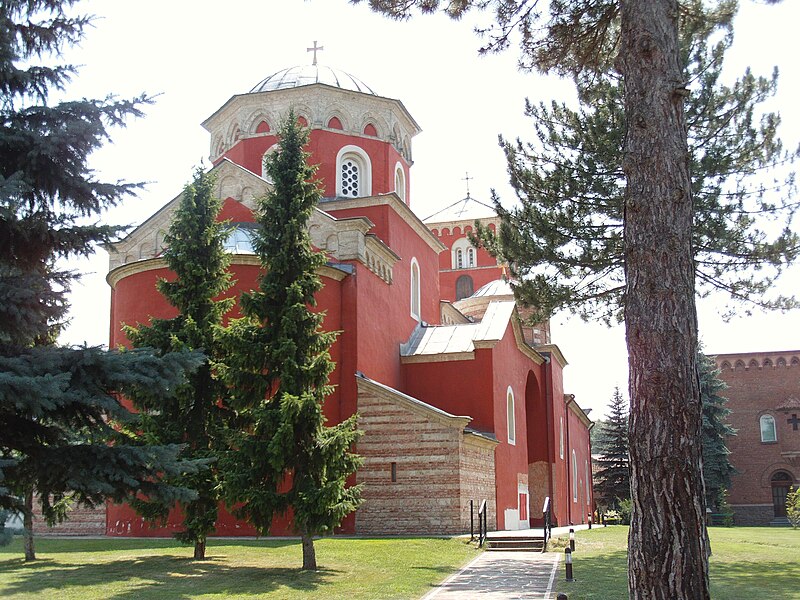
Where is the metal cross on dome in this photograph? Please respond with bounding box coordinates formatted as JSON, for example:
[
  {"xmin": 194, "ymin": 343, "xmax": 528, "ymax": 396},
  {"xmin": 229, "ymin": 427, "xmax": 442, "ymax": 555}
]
[
  {"xmin": 462, "ymin": 172, "xmax": 473, "ymax": 199},
  {"xmin": 307, "ymin": 41, "xmax": 324, "ymax": 66}
]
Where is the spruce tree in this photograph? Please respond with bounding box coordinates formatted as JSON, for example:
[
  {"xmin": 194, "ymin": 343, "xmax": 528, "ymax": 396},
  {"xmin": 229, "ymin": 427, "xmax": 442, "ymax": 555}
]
[
  {"xmin": 699, "ymin": 352, "xmax": 736, "ymax": 510},
  {"xmin": 223, "ymin": 113, "xmax": 362, "ymax": 571},
  {"xmin": 594, "ymin": 387, "xmax": 630, "ymax": 509},
  {"xmin": 124, "ymin": 168, "xmax": 233, "ymax": 560},
  {"xmin": 0, "ymin": 0, "xmax": 202, "ymax": 559}
]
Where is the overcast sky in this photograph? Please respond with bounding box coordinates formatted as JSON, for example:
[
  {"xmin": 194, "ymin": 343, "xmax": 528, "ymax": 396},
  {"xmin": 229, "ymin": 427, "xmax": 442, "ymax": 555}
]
[{"xmin": 56, "ymin": 0, "xmax": 800, "ymax": 418}]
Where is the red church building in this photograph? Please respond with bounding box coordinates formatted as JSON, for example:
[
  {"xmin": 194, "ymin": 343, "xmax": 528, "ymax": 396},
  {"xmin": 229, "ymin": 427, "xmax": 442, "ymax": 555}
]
[{"xmin": 100, "ymin": 62, "xmax": 594, "ymax": 536}]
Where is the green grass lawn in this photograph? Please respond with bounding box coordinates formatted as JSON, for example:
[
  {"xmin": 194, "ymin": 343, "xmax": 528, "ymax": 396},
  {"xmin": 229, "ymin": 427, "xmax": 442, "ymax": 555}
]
[
  {"xmin": 551, "ymin": 526, "xmax": 800, "ymax": 600},
  {"xmin": 0, "ymin": 536, "xmax": 476, "ymax": 600}
]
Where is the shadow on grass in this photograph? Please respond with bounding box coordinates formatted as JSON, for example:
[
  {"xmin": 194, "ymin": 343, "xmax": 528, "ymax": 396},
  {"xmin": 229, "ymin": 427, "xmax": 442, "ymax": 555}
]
[
  {"xmin": 711, "ymin": 559, "xmax": 800, "ymax": 600},
  {"xmin": 2, "ymin": 537, "xmax": 299, "ymax": 555},
  {"xmin": 0, "ymin": 553, "xmax": 338, "ymax": 600}
]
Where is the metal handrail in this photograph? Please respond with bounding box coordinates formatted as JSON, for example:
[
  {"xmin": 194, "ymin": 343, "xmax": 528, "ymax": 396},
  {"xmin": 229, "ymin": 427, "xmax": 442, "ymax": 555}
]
[{"xmin": 478, "ymin": 499, "xmax": 488, "ymax": 547}]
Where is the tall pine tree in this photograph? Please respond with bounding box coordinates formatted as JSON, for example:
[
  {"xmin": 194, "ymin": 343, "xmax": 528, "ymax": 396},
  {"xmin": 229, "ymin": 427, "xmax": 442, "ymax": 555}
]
[
  {"xmin": 594, "ymin": 387, "xmax": 630, "ymax": 509},
  {"xmin": 125, "ymin": 168, "xmax": 234, "ymax": 560},
  {"xmin": 476, "ymin": 0, "xmax": 797, "ymax": 323},
  {"xmin": 357, "ymin": 1, "xmax": 742, "ymax": 595},
  {"xmin": 699, "ymin": 352, "xmax": 736, "ymax": 510},
  {"xmin": 0, "ymin": 0, "xmax": 202, "ymax": 560},
  {"xmin": 223, "ymin": 113, "xmax": 362, "ymax": 571}
]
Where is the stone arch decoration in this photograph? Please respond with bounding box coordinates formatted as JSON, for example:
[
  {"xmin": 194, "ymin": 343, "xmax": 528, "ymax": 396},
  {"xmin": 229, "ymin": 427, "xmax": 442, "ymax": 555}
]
[
  {"xmin": 763, "ymin": 358, "xmax": 774, "ymax": 368},
  {"xmin": 719, "ymin": 360, "xmax": 732, "ymax": 371},
  {"xmin": 749, "ymin": 359, "xmax": 760, "ymax": 369},
  {"xmin": 777, "ymin": 357, "xmax": 787, "ymax": 367},
  {"xmin": 734, "ymin": 359, "xmax": 746, "ymax": 370}
]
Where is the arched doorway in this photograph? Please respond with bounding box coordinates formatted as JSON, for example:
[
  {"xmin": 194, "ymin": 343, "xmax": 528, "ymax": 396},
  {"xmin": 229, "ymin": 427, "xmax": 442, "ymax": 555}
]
[{"xmin": 771, "ymin": 471, "xmax": 793, "ymax": 518}]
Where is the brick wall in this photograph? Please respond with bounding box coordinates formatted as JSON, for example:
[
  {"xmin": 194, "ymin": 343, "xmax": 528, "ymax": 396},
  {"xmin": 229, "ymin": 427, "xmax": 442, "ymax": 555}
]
[
  {"xmin": 715, "ymin": 351, "xmax": 800, "ymax": 525},
  {"xmin": 355, "ymin": 376, "xmax": 497, "ymax": 535},
  {"xmin": 459, "ymin": 434, "xmax": 497, "ymax": 531},
  {"xmin": 31, "ymin": 498, "xmax": 106, "ymax": 536}
]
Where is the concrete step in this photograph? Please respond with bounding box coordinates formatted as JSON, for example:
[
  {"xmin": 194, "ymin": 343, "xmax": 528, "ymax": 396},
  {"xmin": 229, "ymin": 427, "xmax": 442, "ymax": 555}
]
[{"xmin": 485, "ymin": 537, "xmax": 546, "ymax": 552}]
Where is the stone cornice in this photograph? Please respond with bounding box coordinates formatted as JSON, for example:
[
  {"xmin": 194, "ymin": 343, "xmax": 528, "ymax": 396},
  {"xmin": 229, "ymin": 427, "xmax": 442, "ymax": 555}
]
[
  {"xmin": 536, "ymin": 343, "xmax": 568, "ymax": 368},
  {"xmin": 107, "ymin": 256, "xmax": 349, "ymax": 289},
  {"xmin": 321, "ymin": 193, "xmax": 446, "ymax": 253},
  {"xmin": 463, "ymin": 430, "xmax": 500, "ymax": 449},
  {"xmin": 426, "ymin": 215, "xmax": 501, "ymax": 232},
  {"xmin": 400, "ymin": 351, "xmax": 476, "ymax": 365}
]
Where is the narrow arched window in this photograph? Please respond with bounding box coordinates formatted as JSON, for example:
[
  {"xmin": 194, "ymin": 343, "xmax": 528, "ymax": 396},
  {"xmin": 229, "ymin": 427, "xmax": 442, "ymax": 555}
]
[
  {"xmin": 410, "ymin": 258, "xmax": 421, "ymax": 320},
  {"xmin": 456, "ymin": 248, "xmax": 463, "ymax": 269},
  {"xmin": 394, "ymin": 164, "xmax": 406, "ymax": 202},
  {"xmin": 760, "ymin": 414, "xmax": 777, "ymax": 442},
  {"xmin": 467, "ymin": 247, "xmax": 475, "ymax": 267},
  {"xmin": 507, "ymin": 387, "xmax": 516, "ymax": 445},
  {"xmin": 572, "ymin": 450, "xmax": 578, "ymax": 502},
  {"xmin": 585, "ymin": 459, "xmax": 591, "ymax": 505}
]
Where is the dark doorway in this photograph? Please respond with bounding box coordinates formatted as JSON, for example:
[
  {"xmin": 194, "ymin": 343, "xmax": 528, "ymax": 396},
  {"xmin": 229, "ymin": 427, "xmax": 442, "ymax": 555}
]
[
  {"xmin": 455, "ymin": 275, "xmax": 474, "ymax": 300},
  {"xmin": 771, "ymin": 471, "xmax": 793, "ymax": 518}
]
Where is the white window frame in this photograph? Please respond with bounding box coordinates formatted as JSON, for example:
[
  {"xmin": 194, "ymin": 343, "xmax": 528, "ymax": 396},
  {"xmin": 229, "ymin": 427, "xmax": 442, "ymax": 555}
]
[
  {"xmin": 394, "ymin": 162, "xmax": 406, "ymax": 202},
  {"xmin": 261, "ymin": 144, "xmax": 278, "ymax": 181},
  {"xmin": 410, "ymin": 257, "xmax": 421, "ymax": 321},
  {"xmin": 572, "ymin": 449, "xmax": 578, "ymax": 502},
  {"xmin": 451, "ymin": 237, "xmax": 474, "ymax": 269},
  {"xmin": 336, "ymin": 145, "xmax": 372, "ymax": 198},
  {"xmin": 760, "ymin": 414, "xmax": 777, "ymax": 443},
  {"xmin": 507, "ymin": 386, "xmax": 516, "ymax": 445}
]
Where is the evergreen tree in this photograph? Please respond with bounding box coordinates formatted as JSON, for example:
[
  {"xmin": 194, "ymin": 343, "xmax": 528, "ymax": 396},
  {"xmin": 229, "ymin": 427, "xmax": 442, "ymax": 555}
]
[
  {"xmin": 124, "ymin": 168, "xmax": 233, "ymax": 560},
  {"xmin": 359, "ymin": 1, "xmax": 729, "ymax": 595},
  {"xmin": 594, "ymin": 387, "xmax": 630, "ymax": 509},
  {"xmin": 223, "ymin": 113, "xmax": 362, "ymax": 571},
  {"xmin": 0, "ymin": 0, "xmax": 202, "ymax": 559},
  {"xmin": 476, "ymin": 1, "xmax": 797, "ymax": 324},
  {"xmin": 699, "ymin": 352, "xmax": 736, "ymax": 510}
]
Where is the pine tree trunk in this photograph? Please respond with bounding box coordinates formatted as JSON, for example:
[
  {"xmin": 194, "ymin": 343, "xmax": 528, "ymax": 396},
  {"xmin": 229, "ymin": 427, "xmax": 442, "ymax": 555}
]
[
  {"xmin": 194, "ymin": 539, "xmax": 206, "ymax": 560},
  {"xmin": 618, "ymin": 1, "xmax": 710, "ymax": 598},
  {"xmin": 23, "ymin": 490, "xmax": 35, "ymax": 562},
  {"xmin": 301, "ymin": 532, "xmax": 317, "ymax": 571}
]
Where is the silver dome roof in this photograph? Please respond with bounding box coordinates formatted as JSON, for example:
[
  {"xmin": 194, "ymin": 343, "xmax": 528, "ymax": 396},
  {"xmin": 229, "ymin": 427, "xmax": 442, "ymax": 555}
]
[
  {"xmin": 471, "ymin": 279, "xmax": 514, "ymax": 298},
  {"xmin": 250, "ymin": 65, "xmax": 377, "ymax": 95}
]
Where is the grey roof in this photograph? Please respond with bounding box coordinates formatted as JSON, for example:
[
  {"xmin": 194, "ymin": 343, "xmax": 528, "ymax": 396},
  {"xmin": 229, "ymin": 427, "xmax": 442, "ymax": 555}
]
[
  {"xmin": 472, "ymin": 279, "xmax": 514, "ymax": 298},
  {"xmin": 249, "ymin": 65, "xmax": 376, "ymax": 95},
  {"xmin": 423, "ymin": 196, "xmax": 496, "ymax": 223},
  {"xmin": 401, "ymin": 301, "xmax": 515, "ymax": 357}
]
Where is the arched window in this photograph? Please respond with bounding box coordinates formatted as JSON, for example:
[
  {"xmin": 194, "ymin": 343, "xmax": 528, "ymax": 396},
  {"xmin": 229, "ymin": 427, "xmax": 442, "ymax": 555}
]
[
  {"xmin": 760, "ymin": 414, "xmax": 777, "ymax": 442},
  {"xmin": 336, "ymin": 145, "xmax": 372, "ymax": 198},
  {"xmin": 255, "ymin": 120, "xmax": 270, "ymax": 134},
  {"xmin": 223, "ymin": 227, "xmax": 255, "ymax": 254},
  {"xmin": 261, "ymin": 145, "xmax": 278, "ymax": 181},
  {"xmin": 394, "ymin": 164, "xmax": 406, "ymax": 202},
  {"xmin": 572, "ymin": 450, "xmax": 578, "ymax": 502},
  {"xmin": 328, "ymin": 116, "xmax": 343, "ymax": 130},
  {"xmin": 507, "ymin": 387, "xmax": 516, "ymax": 445},
  {"xmin": 410, "ymin": 257, "xmax": 421, "ymax": 320},
  {"xmin": 451, "ymin": 237, "xmax": 475, "ymax": 269},
  {"xmin": 585, "ymin": 459, "xmax": 591, "ymax": 505},
  {"xmin": 363, "ymin": 123, "xmax": 378, "ymax": 137},
  {"xmin": 455, "ymin": 275, "xmax": 474, "ymax": 300}
]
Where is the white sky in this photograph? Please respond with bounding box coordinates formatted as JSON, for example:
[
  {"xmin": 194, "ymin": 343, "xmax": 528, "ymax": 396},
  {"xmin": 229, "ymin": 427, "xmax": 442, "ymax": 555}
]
[{"xmin": 57, "ymin": 0, "xmax": 800, "ymax": 419}]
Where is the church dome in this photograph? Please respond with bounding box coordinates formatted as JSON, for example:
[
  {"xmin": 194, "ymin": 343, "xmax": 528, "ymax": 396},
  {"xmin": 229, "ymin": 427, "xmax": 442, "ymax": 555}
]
[
  {"xmin": 471, "ymin": 279, "xmax": 514, "ymax": 299},
  {"xmin": 250, "ymin": 65, "xmax": 377, "ymax": 95}
]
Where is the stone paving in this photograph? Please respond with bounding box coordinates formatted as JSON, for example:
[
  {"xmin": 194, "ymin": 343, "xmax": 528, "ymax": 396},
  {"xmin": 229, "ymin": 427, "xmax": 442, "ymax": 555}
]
[{"xmin": 421, "ymin": 550, "xmax": 561, "ymax": 600}]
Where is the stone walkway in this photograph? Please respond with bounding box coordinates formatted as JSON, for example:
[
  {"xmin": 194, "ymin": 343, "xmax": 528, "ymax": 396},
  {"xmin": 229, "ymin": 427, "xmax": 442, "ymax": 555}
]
[{"xmin": 421, "ymin": 550, "xmax": 561, "ymax": 600}]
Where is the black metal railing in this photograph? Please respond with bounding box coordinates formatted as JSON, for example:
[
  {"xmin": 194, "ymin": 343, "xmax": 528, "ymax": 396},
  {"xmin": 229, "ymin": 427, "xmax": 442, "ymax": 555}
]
[
  {"xmin": 477, "ymin": 499, "xmax": 488, "ymax": 547},
  {"xmin": 542, "ymin": 496, "xmax": 552, "ymax": 552}
]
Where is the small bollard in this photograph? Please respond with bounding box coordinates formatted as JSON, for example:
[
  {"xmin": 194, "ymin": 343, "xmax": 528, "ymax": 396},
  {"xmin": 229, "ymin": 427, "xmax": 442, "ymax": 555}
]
[
  {"xmin": 565, "ymin": 547, "xmax": 575, "ymax": 582},
  {"xmin": 557, "ymin": 594, "xmax": 569, "ymax": 600},
  {"xmin": 569, "ymin": 527, "xmax": 575, "ymax": 551},
  {"xmin": 603, "ymin": 514, "xmax": 607, "ymax": 528},
  {"xmin": 588, "ymin": 514, "xmax": 592, "ymax": 529}
]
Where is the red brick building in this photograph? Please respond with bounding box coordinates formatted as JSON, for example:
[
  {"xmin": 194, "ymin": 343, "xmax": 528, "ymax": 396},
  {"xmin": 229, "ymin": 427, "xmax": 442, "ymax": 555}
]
[
  {"xmin": 715, "ymin": 351, "xmax": 800, "ymax": 525},
  {"xmin": 83, "ymin": 63, "xmax": 594, "ymax": 537}
]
